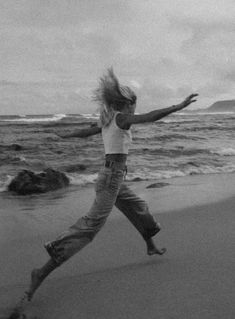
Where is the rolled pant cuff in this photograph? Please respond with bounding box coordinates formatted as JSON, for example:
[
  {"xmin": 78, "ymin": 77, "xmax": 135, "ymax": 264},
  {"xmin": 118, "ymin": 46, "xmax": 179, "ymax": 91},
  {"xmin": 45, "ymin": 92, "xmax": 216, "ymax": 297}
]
[
  {"xmin": 44, "ymin": 242, "xmax": 65, "ymax": 266},
  {"xmin": 142, "ymin": 222, "xmax": 161, "ymax": 240}
]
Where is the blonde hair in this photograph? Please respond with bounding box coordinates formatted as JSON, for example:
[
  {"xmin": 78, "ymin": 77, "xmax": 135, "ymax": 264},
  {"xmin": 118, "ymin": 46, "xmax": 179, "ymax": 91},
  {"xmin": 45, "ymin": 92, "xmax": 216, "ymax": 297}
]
[{"xmin": 93, "ymin": 68, "xmax": 136, "ymax": 127}]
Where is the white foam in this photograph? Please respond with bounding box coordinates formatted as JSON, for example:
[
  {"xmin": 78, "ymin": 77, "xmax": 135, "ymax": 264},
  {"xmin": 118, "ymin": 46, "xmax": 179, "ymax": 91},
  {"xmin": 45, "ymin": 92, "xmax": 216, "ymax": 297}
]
[
  {"xmin": 82, "ymin": 113, "xmax": 99, "ymax": 120},
  {"xmin": 126, "ymin": 169, "xmax": 186, "ymax": 181},
  {"xmin": 67, "ymin": 173, "xmax": 98, "ymax": 185},
  {"xmin": 160, "ymin": 118, "xmax": 197, "ymax": 123},
  {"xmin": 210, "ymin": 148, "xmax": 235, "ymax": 156},
  {"xmin": 0, "ymin": 175, "xmax": 14, "ymax": 192},
  {"xmin": 175, "ymin": 111, "xmax": 235, "ymax": 115},
  {"xmin": 127, "ymin": 164, "xmax": 235, "ymax": 182},
  {"xmin": 1, "ymin": 113, "xmax": 67, "ymax": 123},
  {"xmin": 194, "ymin": 112, "xmax": 235, "ymax": 115}
]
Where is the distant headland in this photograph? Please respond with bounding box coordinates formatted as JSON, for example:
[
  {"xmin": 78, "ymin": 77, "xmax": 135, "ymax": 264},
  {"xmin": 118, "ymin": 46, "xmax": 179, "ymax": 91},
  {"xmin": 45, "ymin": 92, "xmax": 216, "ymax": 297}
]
[
  {"xmin": 206, "ymin": 100, "xmax": 235, "ymax": 112},
  {"xmin": 188, "ymin": 100, "xmax": 235, "ymax": 113}
]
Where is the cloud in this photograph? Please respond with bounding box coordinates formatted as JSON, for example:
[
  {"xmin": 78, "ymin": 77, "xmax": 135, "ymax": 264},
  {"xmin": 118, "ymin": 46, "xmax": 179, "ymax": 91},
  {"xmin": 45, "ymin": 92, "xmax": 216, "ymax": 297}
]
[
  {"xmin": 0, "ymin": 0, "xmax": 235, "ymax": 113},
  {"xmin": 223, "ymin": 70, "xmax": 235, "ymax": 81},
  {"xmin": 168, "ymin": 17, "xmax": 235, "ymax": 101},
  {"xmin": 130, "ymin": 80, "xmax": 141, "ymax": 89},
  {"xmin": 0, "ymin": 81, "xmax": 95, "ymax": 115},
  {"xmin": 0, "ymin": 0, "xmax": 131, "ymax": 81},
  {"xmin": 0, "ymin": 0, "xmax": 131, "ymax": 28},
  {"xmin": 173, "ymin": 18, "xmax": 235, "ymax": 75}
]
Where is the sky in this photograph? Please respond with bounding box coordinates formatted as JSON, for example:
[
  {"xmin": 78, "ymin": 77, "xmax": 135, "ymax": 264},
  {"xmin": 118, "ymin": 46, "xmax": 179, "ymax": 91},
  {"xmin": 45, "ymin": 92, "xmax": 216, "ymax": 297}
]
[{"xmin": 0, "ymin": 0, "xmax": 235, "ymax": 115}]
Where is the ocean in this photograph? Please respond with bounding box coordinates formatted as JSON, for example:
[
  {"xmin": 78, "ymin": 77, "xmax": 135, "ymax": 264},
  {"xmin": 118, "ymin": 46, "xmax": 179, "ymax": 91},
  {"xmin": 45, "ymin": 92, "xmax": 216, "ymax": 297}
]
[{"xmin": 0, "ymin": 111, "xmax": 235, "ymax": 193}]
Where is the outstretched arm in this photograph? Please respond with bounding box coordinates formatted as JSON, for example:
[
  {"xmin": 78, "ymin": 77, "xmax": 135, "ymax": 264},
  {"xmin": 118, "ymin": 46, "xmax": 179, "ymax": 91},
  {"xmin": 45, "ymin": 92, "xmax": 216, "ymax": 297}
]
[
  {"xmin": 56, "ymin": 125, "xmax": 101, "ymax": 139},
  {"xmin": 117, "ymin": 94, "xmax": 198, "ymax": 128}
]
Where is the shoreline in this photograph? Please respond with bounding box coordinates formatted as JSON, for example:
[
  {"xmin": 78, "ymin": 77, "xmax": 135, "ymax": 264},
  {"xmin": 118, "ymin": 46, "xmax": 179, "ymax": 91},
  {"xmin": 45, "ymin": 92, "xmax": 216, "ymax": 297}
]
[
  {"xmin": 1, "ymin": 171, "xmax": 234, "ymax": 216},
  {"xmin": 0, "ymin": 172, "xmax": 235, "ymax": 318}
]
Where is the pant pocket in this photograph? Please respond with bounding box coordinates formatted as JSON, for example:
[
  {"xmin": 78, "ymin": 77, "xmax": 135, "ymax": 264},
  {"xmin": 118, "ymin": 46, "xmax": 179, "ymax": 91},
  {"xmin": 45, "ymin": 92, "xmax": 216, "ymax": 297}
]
[
  {"xmin": 95, "ymin": 169, "xmax": 124, "ymax": 193},
  {"xmin": 95, "ymin": 173, "xmax": 106, "ymax": 192},
  {"xmin": 108, "ymin": 171, "xmax": 124, "ymax": 192},
  {"xmin": 95, "ymin": 171, "xmax": 112, "ymax": 192}
]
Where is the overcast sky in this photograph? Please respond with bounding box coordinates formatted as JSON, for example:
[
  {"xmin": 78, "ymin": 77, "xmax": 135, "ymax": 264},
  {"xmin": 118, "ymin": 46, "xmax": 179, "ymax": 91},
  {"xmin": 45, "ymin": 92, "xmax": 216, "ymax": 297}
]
[{"xmin": 0, "ymin": 0, "xmax": 235, "ymax": 115}]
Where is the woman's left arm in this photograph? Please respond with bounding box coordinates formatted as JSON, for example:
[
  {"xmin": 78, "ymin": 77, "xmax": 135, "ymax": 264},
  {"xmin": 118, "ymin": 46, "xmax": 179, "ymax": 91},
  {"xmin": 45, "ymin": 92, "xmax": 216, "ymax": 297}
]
[{"xmin": 117, "ymin": 94, "xmax": 198, "ymax": 128}]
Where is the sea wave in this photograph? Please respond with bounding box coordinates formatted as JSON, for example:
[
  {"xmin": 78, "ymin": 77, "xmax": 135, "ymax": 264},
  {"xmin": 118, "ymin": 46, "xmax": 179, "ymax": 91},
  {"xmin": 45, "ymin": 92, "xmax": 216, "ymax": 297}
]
[
  {"xmin": 0, "ymin": 113, "xmax": 100, "ymax": 124},
  {"xmin": 0, "ymin": 113, "xmax": 67, "ymax": 123},
  {"xmin": 42, "ymin": 120, "xmax": 95, "ymax": 128},
  {"xmin": 0, "ymin": 175, "xmax": 14, "ymax": 192},
  {"xmin": 186, "ymin": 126, "xmax": 235, "ymax": 132},
  {"xmin": 55, "ymin": 162, "xmax": 235, "ymax": 186},
  {"xmin": 0, "ymin": 143, "xmax": 24, "ymax": 151},
  {"xmin": 210, "ymin": 148, "xmax": 235, "ymax": 156},
  {"xmin": 133, "ymin": 134, "xmax": 206, "ymax": 142},
  {"xmin": 1, "ymin": 112, "xmax": 234, "ymax": 192},
  {"xmin": 126, "ymin": 164, "xmax": 235, "ymax": 181},
  {"xmin": 176, "ymin": 111, "xmax": 235, "ymax": 115},
  {"xmin": 190, "ymin": 111, "xmax": 235, "ymax": 115},
  {"xmin": 133, "ymin": 147, "xmax": 211, "ymax": 157},
  {"xmin": 67, "ymin": 173, "xmax": 98, "ymax": 185},
  {"xmin": 0, "ymin": 115, "xmax": 26, "ymax": 120},
  {"xmin": 159, "ymin": 118, "xmax": 199, "ymax": 124},
  {"xmin": 67, "ymin": 163, "xmax": 235, "ymax": 185},
  {"xmin": 1, "ymin": 163, "xmax": 235, "ymax": 192},
  {"xmin": 82, "ymin": 113, "xmax": 99, "ymax": 119}
]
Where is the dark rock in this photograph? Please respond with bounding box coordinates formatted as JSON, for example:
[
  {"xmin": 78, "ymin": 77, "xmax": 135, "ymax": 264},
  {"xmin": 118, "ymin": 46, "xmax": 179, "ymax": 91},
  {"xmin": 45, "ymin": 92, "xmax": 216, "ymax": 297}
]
[
  {"xmin": 8, "ymin": 168, "xmax": 70, "ymax": 195},
  {"xmin": 90, "ymin": 122, "xmax": 98, "ymax": 127},
  {"xmin": 11, "ymin": 143, "xmax": 23, "ymax": 151},
  {"xmin": 146, "ymin": 182, "xmax": 170, "ymax": 189},
  {"xmin": 132, "ymin": 177, "xmax": 143, "ymax": 182},
  {"xmin": 0, "ymin": 143, "xmax": 23, "ymax": 151},
  {"xmin": 187, "ymin": 161, "xmax": 199, "ymax": 167}
]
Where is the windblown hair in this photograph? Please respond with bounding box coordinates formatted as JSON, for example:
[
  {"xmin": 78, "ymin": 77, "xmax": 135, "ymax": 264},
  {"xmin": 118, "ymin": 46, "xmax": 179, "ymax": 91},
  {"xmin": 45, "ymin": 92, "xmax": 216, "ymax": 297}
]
[{"xmin": 93, "ymin": 68, "xmax": 137, "ymax": 127}]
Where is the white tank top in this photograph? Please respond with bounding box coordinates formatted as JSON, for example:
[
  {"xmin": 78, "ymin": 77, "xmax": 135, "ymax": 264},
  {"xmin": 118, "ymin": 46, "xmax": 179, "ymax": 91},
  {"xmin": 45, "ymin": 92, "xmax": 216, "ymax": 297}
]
[{"xmin": 102, "ymin": 112, "xmax": 132, "ymax": 154}]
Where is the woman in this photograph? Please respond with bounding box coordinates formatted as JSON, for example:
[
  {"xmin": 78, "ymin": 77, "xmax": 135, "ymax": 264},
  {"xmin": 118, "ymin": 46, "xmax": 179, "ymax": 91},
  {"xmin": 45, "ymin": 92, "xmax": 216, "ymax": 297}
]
[{"xmin": 25, "ymin": 68, "xmax": 197, "ymax": 301}]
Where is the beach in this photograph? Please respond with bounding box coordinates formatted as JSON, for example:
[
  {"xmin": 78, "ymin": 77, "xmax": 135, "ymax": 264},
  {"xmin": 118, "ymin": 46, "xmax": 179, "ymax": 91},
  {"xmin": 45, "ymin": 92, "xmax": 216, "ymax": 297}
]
[
  {"xmin": 1, "ymin": 0, "xmax": 235, "ymax": 317},
  {"xmin": 1, "ymin": 172, "xmax": 235, "ymax": 319}
]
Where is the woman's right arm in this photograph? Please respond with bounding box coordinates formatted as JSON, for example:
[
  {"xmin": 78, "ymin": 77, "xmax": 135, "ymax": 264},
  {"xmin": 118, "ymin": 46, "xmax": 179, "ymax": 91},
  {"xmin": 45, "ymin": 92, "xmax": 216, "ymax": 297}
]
[
  {"xmin": 56, "ymin": 125, "xmax": 101, "ymax": 139},
  {"xmin": 119, "ymin": 94, "xmax": 198, "ymax": 127}
]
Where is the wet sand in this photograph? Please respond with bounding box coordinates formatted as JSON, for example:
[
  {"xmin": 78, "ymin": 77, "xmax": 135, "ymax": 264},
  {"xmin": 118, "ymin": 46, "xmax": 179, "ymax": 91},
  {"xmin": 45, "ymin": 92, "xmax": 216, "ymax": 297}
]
[{"xmin": 0, "ymin": 173, "xmax": 235, "ymax": 319}]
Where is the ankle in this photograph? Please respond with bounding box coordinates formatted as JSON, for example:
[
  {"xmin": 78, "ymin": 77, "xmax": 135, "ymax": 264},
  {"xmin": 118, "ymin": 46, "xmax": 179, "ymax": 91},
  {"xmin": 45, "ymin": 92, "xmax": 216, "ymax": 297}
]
[
  {"xmin": 32, "ymin": 268, "xmax": 42, "ymax": 278},
  {"xmin": 146, "ymin": 238, "xmax": 154, "ymax": 246}
]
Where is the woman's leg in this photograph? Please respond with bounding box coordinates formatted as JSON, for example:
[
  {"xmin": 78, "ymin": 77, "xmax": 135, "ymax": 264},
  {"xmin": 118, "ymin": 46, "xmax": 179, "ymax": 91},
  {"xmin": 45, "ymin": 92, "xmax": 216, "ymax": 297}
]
[
  {"xmin": 26, "ymin": 258, "xmax": 58, "ymax": 300},
  {"xmin": 26, "ymin": 168, "xmax": 124, "ymax": 300},
  {"xmin": 115, "ymin": 183, "xmax": 166, "ymax": 255}
]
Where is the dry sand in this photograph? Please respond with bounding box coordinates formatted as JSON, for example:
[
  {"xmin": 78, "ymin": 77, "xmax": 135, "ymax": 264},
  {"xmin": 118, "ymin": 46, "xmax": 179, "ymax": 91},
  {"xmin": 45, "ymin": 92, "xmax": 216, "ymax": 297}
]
[{"xmin": 0, "ymin": 173, "xmax": 235, "ymax": 319}]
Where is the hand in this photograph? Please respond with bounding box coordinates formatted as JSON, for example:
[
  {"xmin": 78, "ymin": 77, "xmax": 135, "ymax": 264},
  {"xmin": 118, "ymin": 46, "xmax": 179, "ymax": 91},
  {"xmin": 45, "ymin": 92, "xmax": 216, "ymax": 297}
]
[{"xmin": 176, "ymin": 93, "xmax": 198, "ymax": 111}]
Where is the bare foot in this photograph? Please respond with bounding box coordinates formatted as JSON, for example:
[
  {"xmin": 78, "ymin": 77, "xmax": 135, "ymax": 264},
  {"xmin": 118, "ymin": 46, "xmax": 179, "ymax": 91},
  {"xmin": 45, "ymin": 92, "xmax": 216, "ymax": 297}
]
[
  {"xmin": 8, "ymin": 292, "xmax": 29, "ymax": 319},
  {"xmin": 147, "ymin": 247, "xmax": 167, "ymax": 256},
  {"xmin": 146, "ymin": 238, "xmax": 166, "ymax": 256},
  {"xmin": 25, "ymin": 269, "xmax": 43, "ymax": 301}
]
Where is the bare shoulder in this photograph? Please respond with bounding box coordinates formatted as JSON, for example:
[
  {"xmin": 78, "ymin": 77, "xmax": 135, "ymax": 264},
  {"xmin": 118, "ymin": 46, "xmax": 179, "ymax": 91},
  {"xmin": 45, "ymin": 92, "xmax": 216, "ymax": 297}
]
[{"xmin": 115, "ymin": 113, "xmax": 131, "ymax": 130}]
